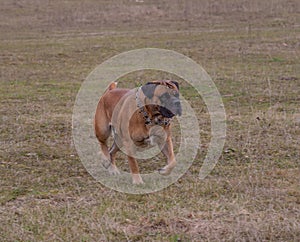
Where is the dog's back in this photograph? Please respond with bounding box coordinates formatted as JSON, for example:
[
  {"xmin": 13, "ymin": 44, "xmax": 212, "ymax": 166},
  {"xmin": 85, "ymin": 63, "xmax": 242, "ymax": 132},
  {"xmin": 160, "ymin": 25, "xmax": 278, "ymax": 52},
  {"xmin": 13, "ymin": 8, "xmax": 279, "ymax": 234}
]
[
  {"xmin": 94, "ymin": 82, "xmax": 130, "ymax": 136},
  {"xmin": 99, "ymin": 83, "xmax": 130, "ymax": 120}
]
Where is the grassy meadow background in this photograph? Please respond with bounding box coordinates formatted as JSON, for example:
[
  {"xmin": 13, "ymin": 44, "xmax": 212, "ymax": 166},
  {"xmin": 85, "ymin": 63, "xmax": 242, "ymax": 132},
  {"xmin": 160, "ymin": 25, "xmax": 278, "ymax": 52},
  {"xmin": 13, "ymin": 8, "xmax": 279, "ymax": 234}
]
[{"xmin": 0, "ymin": 0, "xmax": 299, "ymax": 241}]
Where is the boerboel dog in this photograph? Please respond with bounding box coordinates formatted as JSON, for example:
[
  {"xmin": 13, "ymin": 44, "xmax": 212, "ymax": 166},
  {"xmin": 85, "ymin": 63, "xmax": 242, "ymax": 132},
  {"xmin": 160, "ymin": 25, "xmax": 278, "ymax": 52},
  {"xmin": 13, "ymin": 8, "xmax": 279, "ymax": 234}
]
[{"xmin": 94, "ymin": 80, "xmax": 182, "ymax": 184}]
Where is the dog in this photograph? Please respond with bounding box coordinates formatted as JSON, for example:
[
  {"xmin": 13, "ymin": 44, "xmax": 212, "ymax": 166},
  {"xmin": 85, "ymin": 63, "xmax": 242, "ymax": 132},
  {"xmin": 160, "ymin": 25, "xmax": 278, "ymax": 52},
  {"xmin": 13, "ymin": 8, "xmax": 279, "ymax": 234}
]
[{"xmin": 94, "ymin": 80, "xmax": 182, "ymax": 184}]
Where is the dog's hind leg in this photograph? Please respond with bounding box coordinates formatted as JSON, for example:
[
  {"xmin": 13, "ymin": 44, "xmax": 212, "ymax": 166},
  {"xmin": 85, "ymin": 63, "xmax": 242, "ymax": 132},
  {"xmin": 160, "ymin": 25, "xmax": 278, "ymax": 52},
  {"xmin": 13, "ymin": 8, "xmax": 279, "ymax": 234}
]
[
  {"xmin": 97, "ymin": 140, "xmax": 111, "ymax": 169},
  {"xmin": 108, "ymin": 141, "xmax": 120, "ymax": 175},
  {"xmin": 94, "ymin": 117, "xmax": 112, "ymax": 169}
]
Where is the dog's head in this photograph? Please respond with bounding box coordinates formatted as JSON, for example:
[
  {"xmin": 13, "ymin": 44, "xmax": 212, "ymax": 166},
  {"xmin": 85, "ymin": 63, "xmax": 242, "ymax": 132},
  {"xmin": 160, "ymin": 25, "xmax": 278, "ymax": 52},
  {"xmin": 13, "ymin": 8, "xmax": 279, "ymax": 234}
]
[{"xmin": 141, "ymin": 80, "xmax": 182, "ymax": 118}]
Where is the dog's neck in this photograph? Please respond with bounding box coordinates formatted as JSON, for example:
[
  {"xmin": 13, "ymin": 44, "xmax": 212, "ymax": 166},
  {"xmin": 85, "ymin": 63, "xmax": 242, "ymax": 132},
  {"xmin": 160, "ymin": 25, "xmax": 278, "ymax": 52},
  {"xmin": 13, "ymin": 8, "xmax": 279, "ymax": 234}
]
[{"xmin": 135, "ymin": 87, "xmax": 171, "ymax": 126}]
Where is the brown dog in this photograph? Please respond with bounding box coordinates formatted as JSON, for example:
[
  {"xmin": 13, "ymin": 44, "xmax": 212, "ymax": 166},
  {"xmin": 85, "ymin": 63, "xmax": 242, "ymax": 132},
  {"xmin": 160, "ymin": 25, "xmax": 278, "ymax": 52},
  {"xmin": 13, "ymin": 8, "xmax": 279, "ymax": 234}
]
[{"xmin": 94, "ymin": 80, "xmax": 182, "ymax": 184}]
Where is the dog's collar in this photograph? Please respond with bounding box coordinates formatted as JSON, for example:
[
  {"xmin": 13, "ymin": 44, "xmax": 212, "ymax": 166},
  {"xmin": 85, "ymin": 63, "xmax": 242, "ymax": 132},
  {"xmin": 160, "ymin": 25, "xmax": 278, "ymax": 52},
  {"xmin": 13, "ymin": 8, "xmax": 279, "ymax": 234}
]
[{"xmin": 135, "ymin": 87, "xmax": 171, "ymax": 126}]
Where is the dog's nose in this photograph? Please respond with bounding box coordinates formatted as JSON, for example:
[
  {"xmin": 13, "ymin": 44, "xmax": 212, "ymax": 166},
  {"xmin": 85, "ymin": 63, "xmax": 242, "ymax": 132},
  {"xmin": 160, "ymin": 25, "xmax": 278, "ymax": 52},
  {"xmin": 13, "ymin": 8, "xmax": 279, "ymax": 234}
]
[{"xmin": 174, "ymin": 100, "xmax": 181, "ymax": 106}]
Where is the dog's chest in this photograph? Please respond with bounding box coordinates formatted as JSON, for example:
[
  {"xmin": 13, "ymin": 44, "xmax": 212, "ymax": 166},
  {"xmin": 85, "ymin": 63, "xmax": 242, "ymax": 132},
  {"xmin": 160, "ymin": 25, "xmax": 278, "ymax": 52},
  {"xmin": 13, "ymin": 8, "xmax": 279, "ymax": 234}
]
[
  {"xmin": 132, "ymin": 127, "xmax": 166, "ymax": 147},
  {"xmin": 131, "ymin": 132, "xmax": 151, "ymax": 146}
]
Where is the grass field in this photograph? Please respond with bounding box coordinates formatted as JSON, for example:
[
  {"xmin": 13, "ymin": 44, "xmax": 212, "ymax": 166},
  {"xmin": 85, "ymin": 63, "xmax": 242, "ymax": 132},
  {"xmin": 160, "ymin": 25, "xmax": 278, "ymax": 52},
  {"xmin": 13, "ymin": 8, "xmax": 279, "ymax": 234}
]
[{"xmin": 1, "ymin": 0, "xmax": 299, "ymax": 241}]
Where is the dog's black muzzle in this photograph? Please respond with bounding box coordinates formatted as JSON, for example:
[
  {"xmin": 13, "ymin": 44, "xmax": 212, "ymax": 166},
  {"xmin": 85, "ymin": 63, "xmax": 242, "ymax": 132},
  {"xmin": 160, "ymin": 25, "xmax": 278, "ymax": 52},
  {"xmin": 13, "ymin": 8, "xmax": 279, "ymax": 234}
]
[{"xmin": 159, "ymin": 97, "xmax": 182, "ymax": 118}]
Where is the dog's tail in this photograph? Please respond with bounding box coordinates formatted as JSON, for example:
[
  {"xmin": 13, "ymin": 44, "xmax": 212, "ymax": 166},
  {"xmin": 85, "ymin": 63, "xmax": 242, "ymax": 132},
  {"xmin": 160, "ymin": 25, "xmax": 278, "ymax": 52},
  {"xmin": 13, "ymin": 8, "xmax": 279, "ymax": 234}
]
[
  {"xmin": 108, "ymin": 82, "xmax": 117, "ymax": 90},
  {"xmin": 103, "ymin": 82, "xmax": 118, "ymax": 94}
]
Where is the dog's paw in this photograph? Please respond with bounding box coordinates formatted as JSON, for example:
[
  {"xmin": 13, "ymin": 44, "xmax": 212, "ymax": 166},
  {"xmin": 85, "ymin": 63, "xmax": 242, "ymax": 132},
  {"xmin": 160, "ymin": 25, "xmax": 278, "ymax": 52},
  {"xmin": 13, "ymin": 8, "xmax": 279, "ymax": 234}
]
[
  {"xmin": 132, "ymin": 174, "xmax": 144, "ymax": 185},
  {"xmin": 158, "ymin": 166, "xmax": 172, "ymax": 176},
  {"xmin": 101, "ymin": 160, "xmax": 111, "ymax": 169},
  {"xmin": 100, "ymin": 154, "xmax": 111, "ymax": 169},
  {"xmin": 108, "ymin": 165, "xmax": 120, "ymax": 175}
]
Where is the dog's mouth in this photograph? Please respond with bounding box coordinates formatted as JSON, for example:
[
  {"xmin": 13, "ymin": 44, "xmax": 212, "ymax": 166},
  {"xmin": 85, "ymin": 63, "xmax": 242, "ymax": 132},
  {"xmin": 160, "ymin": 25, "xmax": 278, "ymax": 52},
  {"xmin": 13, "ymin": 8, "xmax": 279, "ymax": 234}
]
[
  {"xmin": 159, "ymin": 106, "xmax": 174, "ymax": 118},
  {"xmin": 159, "ymin": 105, "xmax": 182, "ymax": 118}
]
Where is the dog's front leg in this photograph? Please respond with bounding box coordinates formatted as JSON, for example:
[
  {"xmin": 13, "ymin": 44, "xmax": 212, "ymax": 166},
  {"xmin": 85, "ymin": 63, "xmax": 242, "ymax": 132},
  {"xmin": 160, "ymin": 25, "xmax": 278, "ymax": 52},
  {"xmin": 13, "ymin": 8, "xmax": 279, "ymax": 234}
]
[
  {"xmin": 124, "ymin": 142, "xmax": 143, "ymax": 184},
  {"xmin": 127, "ymin": 156, "xmax": 144, "ymax": 184},
  {"xmin": 159, "ymin": 136, "xmax": 176, "ymax": 175}
]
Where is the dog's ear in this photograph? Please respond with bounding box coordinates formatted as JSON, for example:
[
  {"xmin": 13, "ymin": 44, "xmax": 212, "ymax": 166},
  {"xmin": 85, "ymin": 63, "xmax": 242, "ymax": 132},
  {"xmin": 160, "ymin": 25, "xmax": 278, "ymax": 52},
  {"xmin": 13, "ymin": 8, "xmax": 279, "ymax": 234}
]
[
  {"xmin": 141, "ymin": 83, "xmax": 157, "ymax": 99},
  {"xmin": 171, "ymin": 80, "xmax": 179, "ymax": 90}
]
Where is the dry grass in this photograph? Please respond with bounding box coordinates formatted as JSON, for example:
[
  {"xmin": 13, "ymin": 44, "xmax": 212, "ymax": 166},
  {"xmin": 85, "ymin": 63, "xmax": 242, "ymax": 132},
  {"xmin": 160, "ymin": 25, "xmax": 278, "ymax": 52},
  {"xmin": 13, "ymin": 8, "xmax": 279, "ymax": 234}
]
[{"xmin": 0, "ymin": 0, "xmax": 299, "ymax": 241}]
